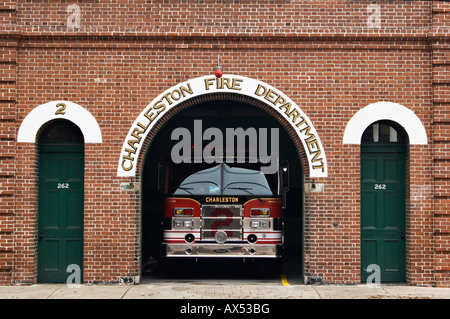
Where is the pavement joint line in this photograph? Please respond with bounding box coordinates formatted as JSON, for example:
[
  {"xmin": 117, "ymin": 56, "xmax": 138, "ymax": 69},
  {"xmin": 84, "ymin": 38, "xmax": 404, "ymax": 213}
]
[
  {"xmin": 47, "ymin": 284, "xmax": 64, "ymax": 299},
  {"xmin": 121, "ymin": 285, "xmax": 134, "ymax": 299},
  {"xmin": 311, "ymin": 285, "xmax": 322, "ymax": 299},
  {"xmin": 380, "ymin": 285, "xmax": 390, "ymax": 296}
]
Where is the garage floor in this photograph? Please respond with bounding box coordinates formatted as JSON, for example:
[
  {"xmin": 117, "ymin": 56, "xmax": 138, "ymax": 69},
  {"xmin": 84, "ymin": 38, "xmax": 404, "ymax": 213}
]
[{"xmin": 142, "ymin": 251, "xmax": 303, "ymax": 286}]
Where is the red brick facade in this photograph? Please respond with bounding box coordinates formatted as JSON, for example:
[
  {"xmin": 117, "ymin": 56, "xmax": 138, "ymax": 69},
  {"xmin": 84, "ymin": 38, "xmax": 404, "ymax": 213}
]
[{"xmin": 0, "ymin": 1, "xmax": 449, "ymax": 286}]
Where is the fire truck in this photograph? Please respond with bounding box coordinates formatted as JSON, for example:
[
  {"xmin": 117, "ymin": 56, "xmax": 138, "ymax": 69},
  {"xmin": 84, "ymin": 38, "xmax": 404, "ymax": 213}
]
[{"xmin": 159, "ymin": 159, "xmax": 289, "ymax": 259}]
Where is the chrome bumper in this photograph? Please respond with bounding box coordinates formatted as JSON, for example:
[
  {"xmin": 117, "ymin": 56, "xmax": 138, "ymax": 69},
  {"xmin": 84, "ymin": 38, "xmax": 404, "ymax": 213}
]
[{"xmin": 163, "ymin": 243, "xmax": 283, "ymax": 258}]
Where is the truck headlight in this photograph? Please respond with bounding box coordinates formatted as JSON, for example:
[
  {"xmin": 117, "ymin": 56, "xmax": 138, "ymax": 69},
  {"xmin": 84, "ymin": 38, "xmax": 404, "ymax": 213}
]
[
  {"xmin": 173, "ymin": 219, "xmax": 194, "ymax": 229},
  {"xmin": 251, "ymin": 220, "xmax": 270, "ymax": 229},
  {"xmin": 251, "ymin": 221, "xmax": 260, "ymax": 228}
]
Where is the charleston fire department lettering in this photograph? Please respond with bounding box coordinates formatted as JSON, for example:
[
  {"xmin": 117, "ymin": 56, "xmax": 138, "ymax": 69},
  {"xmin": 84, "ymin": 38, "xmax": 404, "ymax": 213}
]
[
  {"xmin": 121, "ymin": 83, "xmax": 194, "ymax": 171},
  {"xmin": 254, "ymin": 84, "xmax": 325, "ymax": 173},
  {"xmin": 118, "ymin": 75, "xmax": 328, "ymax": 178}
]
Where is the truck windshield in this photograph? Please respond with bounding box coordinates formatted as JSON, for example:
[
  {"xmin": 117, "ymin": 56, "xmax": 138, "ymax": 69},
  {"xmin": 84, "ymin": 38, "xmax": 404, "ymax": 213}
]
[{"xmin": 173, "ymin": 163, "xmax": 274, "ymax": 196}]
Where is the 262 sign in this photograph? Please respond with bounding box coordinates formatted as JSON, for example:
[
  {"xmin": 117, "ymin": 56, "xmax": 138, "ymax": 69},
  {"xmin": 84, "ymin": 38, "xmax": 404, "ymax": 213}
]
[{"xmin": 374, "ymin": 183, "xmax": 387, "ymax": 190}]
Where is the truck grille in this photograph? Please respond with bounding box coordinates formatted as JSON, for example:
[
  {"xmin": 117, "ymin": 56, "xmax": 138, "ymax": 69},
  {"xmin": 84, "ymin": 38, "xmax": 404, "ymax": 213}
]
[{"xmin": 201, "ymin": 205, "xmax": 242, "ymax": 241}]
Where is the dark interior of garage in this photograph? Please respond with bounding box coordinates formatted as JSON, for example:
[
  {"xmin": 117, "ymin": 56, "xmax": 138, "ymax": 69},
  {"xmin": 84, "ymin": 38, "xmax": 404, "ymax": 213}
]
[{"xmin": 141, "ymin": 99, "xmax": 304, "ymax": 283}]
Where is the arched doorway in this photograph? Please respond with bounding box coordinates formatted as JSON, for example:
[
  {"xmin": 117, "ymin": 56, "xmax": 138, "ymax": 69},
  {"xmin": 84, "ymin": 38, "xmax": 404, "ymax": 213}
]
[
  {"xmin": 140, "ymin": 98, "xmax": 304, "ymax": 280},
  {"xmin": 37, "ymin": 119, "xmax": 85, "ymax": 283},
  {"xmin": 360, "ymin": 120, "xmax": 408, "ymax": 282},
  {"xmin": 118, "ymin": 75, "xmax": 329, "ymax": 283}
]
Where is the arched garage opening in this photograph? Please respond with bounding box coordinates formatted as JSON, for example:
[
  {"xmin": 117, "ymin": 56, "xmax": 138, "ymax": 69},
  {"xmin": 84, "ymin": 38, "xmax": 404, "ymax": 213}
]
[
  {"xmin": 140, "ymin": 94, "xmax": 304, "ymax": 281},
  {"xmin": 117, "ymin": 75, "xmax": 329, "ymax": 283}
]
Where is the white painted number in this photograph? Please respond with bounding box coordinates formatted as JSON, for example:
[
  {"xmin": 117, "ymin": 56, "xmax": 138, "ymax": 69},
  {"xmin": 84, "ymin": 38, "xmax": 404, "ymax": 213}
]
[
  {"xmin": 374, "ymin": 184, "xmax": 386, "ymax": 190},
  {"xmin": 57, "ymin": 183, "xmax": 70, "ymax": 189}
]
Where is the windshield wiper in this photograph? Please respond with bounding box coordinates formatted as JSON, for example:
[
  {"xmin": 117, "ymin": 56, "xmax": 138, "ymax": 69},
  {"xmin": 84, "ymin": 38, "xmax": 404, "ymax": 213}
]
[
  {"xmin": 176, "ymin": 187, "xmax": 202, "ymax": 201},
  {"xmin": 227, "ymin": 187, "xmax": 263, "ymax": 202}
]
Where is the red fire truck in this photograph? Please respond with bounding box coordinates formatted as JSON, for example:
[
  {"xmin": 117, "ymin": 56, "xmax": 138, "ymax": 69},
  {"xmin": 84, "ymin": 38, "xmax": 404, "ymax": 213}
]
[{"xmin": 160, "ymin": 160, "xmax": 289, "ymax": 259}]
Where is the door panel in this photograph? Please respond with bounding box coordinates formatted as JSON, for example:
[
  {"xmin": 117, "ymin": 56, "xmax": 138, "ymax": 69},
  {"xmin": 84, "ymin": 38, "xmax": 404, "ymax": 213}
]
[
  {"xmin": 38, "ymin": 149, "xmax": 84, "ymax": 283},
  {"xmin": 361, "ymin": 146, "xmax": 406, "ymax": 282}
]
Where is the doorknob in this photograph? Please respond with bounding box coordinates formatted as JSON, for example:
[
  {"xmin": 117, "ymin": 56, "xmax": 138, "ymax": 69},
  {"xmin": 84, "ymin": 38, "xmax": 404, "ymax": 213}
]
[
  {"xmin": 40, "ymin": 231, "xmax": 43, "ymax": 240},
  {"xmin": 401, "ymin": 229, "xmax": 404, "ymax": 240}
]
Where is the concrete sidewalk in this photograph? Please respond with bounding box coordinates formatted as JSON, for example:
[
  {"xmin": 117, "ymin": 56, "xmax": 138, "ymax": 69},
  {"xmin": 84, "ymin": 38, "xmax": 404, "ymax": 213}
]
[{"xmin": 1, "ymin": 282, "xmax": 449, "ymax": 299}]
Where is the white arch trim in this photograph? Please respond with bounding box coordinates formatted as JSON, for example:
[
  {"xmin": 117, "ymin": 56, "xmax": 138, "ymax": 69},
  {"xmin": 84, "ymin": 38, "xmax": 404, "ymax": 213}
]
[
  {"xmin": 343, "ymin": 101, "xmax": 428, "ymax": 145},
  {"xmin": 117, "ymin": 74, "xmax": 328, "ymax": 178},
  {"xmin": 17, "ymin": 100, "xmax": 102, "ymax": 143}
]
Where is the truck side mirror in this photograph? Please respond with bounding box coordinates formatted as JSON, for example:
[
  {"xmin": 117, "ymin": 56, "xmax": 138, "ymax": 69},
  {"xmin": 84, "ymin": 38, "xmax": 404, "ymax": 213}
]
[
  {"xmin": 281, "ymin": 160, "xmax": 289, "ymax": 192},
  {"xmin": 281, "ymin": 160, "xmax": 289, "ymax": 209}
]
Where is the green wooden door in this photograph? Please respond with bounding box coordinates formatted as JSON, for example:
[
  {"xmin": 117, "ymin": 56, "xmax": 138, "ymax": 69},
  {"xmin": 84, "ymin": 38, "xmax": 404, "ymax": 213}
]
[
  {"xmin": 361, "ymin": 132, "xmax": 406, "ymax": 282},
  {"xmin": 38, "ymin": 121, "xmax": 84, "ymax": 283}
]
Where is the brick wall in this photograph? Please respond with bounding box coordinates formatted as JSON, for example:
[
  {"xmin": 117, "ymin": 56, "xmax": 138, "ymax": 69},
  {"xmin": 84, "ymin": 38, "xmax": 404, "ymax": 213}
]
[
  {"xmin": 432, "ymin": 0, "xmax": 450, "ymax": 288},
  {"xmin": 15, "ymin": 0, "xmax": 431, "ymax": 30},
  {"xmin": 0, "ymin": 1, "xmax": 16, "ymax": 285},
  {"xmin": 0, "ymin": 0, "xmax": 448, "ymax": 286}
]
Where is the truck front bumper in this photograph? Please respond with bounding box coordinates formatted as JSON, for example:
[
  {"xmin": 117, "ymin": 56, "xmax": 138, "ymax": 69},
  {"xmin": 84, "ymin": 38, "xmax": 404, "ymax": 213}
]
[{"xmin": 162, "ymin": 243, "xmax": 283, "ymax": 258}]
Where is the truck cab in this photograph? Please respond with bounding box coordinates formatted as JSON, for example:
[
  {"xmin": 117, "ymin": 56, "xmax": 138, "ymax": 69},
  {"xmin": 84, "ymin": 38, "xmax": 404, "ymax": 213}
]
[{"xmin": 160, "ymin": 160, "xmax": 289, "ymax": 259}]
